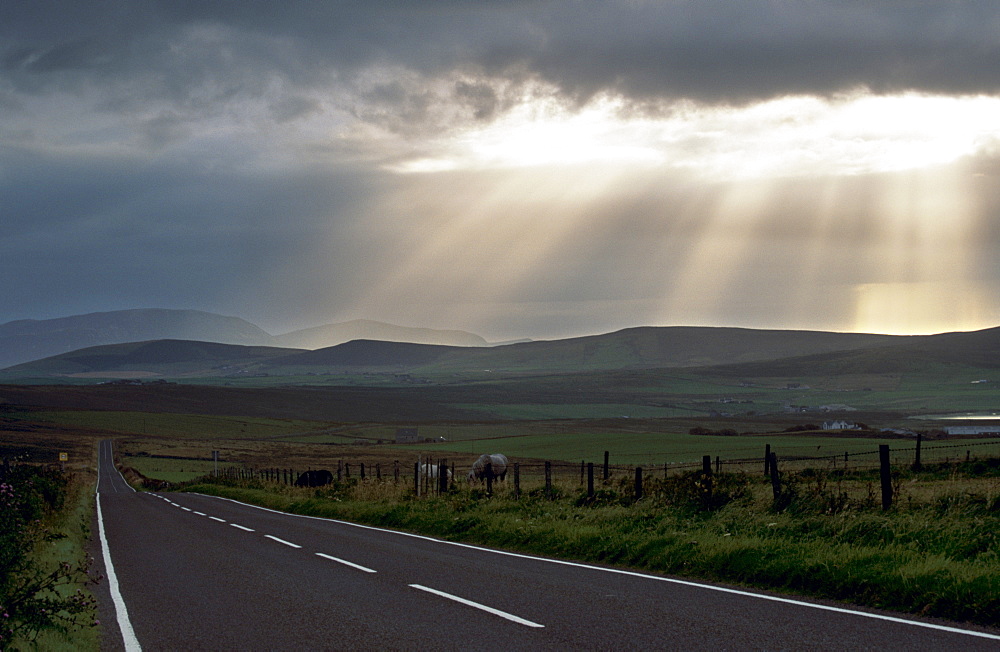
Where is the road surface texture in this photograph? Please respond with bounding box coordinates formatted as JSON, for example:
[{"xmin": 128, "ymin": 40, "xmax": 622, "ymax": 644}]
[{"xmin": 93, "ymin": 440, "xmax": 1000, "ymax": 650}]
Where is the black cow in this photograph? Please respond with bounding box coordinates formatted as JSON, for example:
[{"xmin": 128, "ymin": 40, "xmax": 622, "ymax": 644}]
[{"xmin": 295, "ymin": 469, "xmax": 334, "ymax": 487}]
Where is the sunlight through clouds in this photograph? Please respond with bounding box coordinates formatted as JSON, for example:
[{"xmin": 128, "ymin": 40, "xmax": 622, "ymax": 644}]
[{"xmin": 388, "ymin": 89, "xmax": 1000, "ymax": 181}]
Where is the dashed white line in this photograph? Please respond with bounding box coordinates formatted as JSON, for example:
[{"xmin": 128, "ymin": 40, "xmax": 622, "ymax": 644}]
[
  {"xmin": 410, "ymin": 584, "xmax": 544, "ymax": 628},
  {"xmin": 230, "ymin": 523, "xmax": 255, "ymax": 532},
  {"xmin": 180, "ymin": 507, "xmax": 192, "ymax": 512},
  {"xmin": 209, "ymin": 516, "xmax": 226, "ymax": 523},
  {"xmin": 316, "ymin": 553, "xmax": 377, "ymax": 573},
  {"xmin": 265, "ymin": 535, "xmax": 302, "ymax": 548},
  {"xmin": 193, "ymin": 511, "xmax": 206, "ymax": 516}
]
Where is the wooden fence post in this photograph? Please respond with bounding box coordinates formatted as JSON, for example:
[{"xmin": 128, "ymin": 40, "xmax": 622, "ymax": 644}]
[
  {"xmin": 438, "ymin": 460, "xmax": 448, "ymax": 494},
  {"xmin": 580, "ymin": 460, "xmax": 584, "ymax": 485},
  {"xmin": 879, "ymin": 444, "xmax": 892, "ymax": 511},
  {"xmin": 545, "ymin": 461, "xmax": 552, "ymax": 496},
  {"xmin": 603, "ymin": 451, "xmax": 610, "ymax": 481},
  {"xmin": 414, "ymin": 461, "xmax": 420, "ymax": 496},
  {"xmin": 514, "ymin": 462, "xmax": 520, "ymax": 500},
  {"xmin": 394, "ymin": 460, "xmax": 400, "ymax": 483},
  {"xmin": 634, "ymin": 466, "xmax": 643, "ymax": 502},
  {"xmin": 702, "ymin": 455, "xmax": 713, "ymax": 506},
  {"xmin": 587, "ymin": 462, "xmax": 594, "ymax": 498},
  {"xmin": 769, "ymin": 452, "xmax": 781, "ymax": 504},
  {"xmin": 360, "ymin": 463, "xmax": 366, "ymax": 480},
  {"xmin": 912, "ymin": 432, "xmax": 922, "ymax": 471},
  {"xmin": 764, "ymin": 444, "xmax": 771, "ymax": 476}
]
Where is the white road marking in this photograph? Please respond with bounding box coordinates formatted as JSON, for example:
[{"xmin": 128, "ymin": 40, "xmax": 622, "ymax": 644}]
[
  {"xmin": 96, "ymin": 444, "xmax": 142, "ymax": 651},
  {"xmin": 265, "ymin": 535, "xmax": 302, "ymax": 548},
  {"xmin": 180, "ymin": 507, "xmax": 192, "ymax": 512},
  {"xmin": 209, "ymin": 516, "xmax": 226, "ymax": 523},
  {"xmin": 197, "ymin": 493, "xmax": 1000, "ymax": 642},
  {"xmin": 193, "ymin": 511, "xmax": 206, "ymax": 516},
  {"xmin": 316, "ymin": 553, "xmax": 377, "ymax": 573},
  {"xmin": 410, "ymin": 584, "xmax": 544, "ymax": 628},
  {"xmin": 230, "ymin": 523, "xmax": 255, "ymax": 532}
]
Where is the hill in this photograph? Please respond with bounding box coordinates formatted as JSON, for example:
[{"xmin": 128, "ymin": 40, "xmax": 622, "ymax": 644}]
[
  {"xmin": 0, "ymin": 309, "xmax": 274, "ymax": 369},
  {"xmin": 0, "ymin": 340, "xmax": 301, "ymax": 379},
  {"xmin": 274, "ymin": 319, "xmax": 488, "ymax": 349},
  {"xmin": 6, "ymin": 324, "xmax": 998, "ymax": 383},
  {"xmin": 0, "ymin": 309, "xmax": 493, "ymax": 369}
]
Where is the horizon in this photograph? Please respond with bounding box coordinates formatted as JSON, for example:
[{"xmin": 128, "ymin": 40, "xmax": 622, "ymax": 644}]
[
  {"xmin": 3, "ymin": 3, "xmax": 1000, "ymax": 341},
  {"xmin": 2, "ymin": 306, "xmax": 994, "ymax": 344}
]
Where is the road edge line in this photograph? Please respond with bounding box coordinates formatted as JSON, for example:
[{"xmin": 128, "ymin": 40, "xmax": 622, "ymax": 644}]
[{"xmin": 96, "ymin": 492, "xmax": 142, "ymax": 651}]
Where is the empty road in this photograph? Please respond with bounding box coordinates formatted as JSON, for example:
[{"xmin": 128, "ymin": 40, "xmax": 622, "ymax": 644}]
[{"xmin": 93, "ymin": 440, "xmax": 1000, "ymax": 650}]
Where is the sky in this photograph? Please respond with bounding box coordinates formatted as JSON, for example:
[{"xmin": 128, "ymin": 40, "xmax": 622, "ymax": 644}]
[{"xmin": 3, "ymin": 1, "xmax": 1000, "ymax": 342}]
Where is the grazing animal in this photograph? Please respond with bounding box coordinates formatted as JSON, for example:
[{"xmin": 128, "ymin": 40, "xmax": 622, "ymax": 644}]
[
  {"xmin": 295, "ymin": 469, "xmax": 334, "ymax": 487},
  {"xmin": 467, "ymin": 453, "xmax": 508, "ymax": 482},
  {"xmin": 419, "ymin": 463, "xmax": 453, "ymax": 482}
]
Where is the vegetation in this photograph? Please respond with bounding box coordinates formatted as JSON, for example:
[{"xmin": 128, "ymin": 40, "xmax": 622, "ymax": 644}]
[
  {"xmin": 177, "ymin": 458, "xmax": 1000, "ymax": 627},
  {"xmin": 0, "ymin": 464, "xmax": 99, "ymax": 650}
]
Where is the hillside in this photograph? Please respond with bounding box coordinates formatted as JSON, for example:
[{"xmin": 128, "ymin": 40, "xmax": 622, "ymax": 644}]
[
  {"xmin": 0, "ymin": 340, "xmax": 301, "ymax": 379},
  {"xmin": 695, "ymin": 326, "xmax": 1000, "ymax": 379}
]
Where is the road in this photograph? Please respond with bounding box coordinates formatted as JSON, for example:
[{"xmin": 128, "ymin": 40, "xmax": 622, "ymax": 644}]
[{"xmin": 93, "ymin": 440, "xmax": 1000, "ymax": 650}]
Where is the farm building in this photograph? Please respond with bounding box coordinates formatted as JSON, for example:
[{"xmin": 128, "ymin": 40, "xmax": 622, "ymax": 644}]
[
  {"xmin": 395, "ymin": 427, "xmax": 419, "ymax": 443},
  {"xmin": 822, "ymin": 420, "xmax": 858, "ymax": 430}
]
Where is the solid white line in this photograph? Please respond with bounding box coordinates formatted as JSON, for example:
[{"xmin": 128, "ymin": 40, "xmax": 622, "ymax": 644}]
[
  {"xmin": 316, "ymin": 553, "xmax": 377, "ymax": 573},
  {"xmin": 193, "ymin": 493, "xmax": 1000, "ymax": 642},
  {"xmin": 209, "ymin": 516, "xmax": 226, "ymax": 523},
  {"xmin": 265, "ymin": 535, "xmax": 302, "ymax": 548},
  {"xmin": 230, "ymin": 523, "xmax": 254, "ymax": 532},
  {"xmin": 96, "ymin": 475, "xmax": 142, "ymax": 650},
  {"xmin": 410, "ymin": 584, "xmax": 544, "ymax": 628}
]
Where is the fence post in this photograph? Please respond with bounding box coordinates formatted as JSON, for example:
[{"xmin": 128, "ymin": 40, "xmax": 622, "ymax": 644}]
[
  {"xmin": 545, "ymin": 461, "xmax": 552, "ymax": 496},
  {"xmin": 879, "ymin": 444, "xmax": 892, "ymax": 511},
  {"xmin": 768, "ymin": 452, "xmax": 781, "ymax": 503},
  {"xmin": 764, "ymin": 444, "xmax": 771, "ymax": 476},
  {"xmin": 514, "ymin": 462, "xmax": 520, "ymax": 500},
  {"xmin": 715, "ymin": 455, "xmax": 721, "ymax": 474},
  {"xmin": 587, "ymin": 462, "xmax": 594, "ymax": 498},
  {"xmin": 702, "ymin": 455, "xmax": 713, "ymax": 507},
  {"xmin": 603, "ymin": 451, "xmax": 609, "ymax": 481},
  {"xmin": 376, "ymin": 463, "xmax": 381, "ymax": 481},
  {"xmin": 414, "ymin": 461, "xmax": 420, "ymax": 496},
  {"xmin": 634, "ymin": 466, "xmax": 643, "ymax": 502},
  {"xmin": 580, "ymin": 460, "xmax": 584, "ymax": 485},
  {"xmin": 912, "ymin": 432, "xmax": 922, "ymax": 471},
  {"xmin": 438, "ymin": 460, "xmax": 448, "ymax": 494},
  {"xmin": 360, "ymin": 463, "xmax": 366, "ymax": 481},
  {"xmin": 394, "ymin": 460, "xmax": 400, "ymax": 483}
]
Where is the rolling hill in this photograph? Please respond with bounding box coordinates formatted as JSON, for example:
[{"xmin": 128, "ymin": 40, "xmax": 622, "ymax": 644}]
[
  {"xmin": 0, "ymin": 309, "xmax": 494, "ymax": 369},
  {"xmin": 0, "ymin": 324, "xmax": 935, "ymax": 380}
]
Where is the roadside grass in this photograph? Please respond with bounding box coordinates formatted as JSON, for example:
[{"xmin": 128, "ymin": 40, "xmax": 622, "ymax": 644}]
[
  {"xmin": 3, "ymin": 470, "xmax": 100, "ymax": 651},
  {"xmin": 178, "ymin": 461, "xmax": 1000, "ymax": 628}
]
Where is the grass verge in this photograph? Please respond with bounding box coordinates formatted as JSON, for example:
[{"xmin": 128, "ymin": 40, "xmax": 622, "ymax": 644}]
[{"xmin": 180, "ymin": 462, "xmax": 1000, "ymax": 628}]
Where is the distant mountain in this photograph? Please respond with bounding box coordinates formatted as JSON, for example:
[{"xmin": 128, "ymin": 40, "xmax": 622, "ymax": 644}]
[
  {"xmin": 274, "ymin": 319, "xmax": 488, "ymax": 349},
  {"xmin": 0, "ymin": 309, "xmax": 274, "ymax": 369}
]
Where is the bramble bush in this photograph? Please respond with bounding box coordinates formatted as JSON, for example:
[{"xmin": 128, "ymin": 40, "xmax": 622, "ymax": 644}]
[{"xmin": 0, "ymin": 465, "xmax": 99, "ymax": 649}]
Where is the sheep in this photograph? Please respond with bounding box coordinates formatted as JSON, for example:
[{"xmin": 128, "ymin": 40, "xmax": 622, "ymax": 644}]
[
  {"xmin": 419, "ymin": 463, "xmax": 453, "ymax": 482},
  {"xmin": 467, "ymin": 453, "xmax": 508, "ymax": 483}
]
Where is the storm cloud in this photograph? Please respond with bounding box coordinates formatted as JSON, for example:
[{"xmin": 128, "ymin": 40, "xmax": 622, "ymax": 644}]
[{"xmin": 3, "ymin": 1, "xmax": 1000, "ymax": 340}]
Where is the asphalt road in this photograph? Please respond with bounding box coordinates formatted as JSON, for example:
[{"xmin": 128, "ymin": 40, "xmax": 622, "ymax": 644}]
[{"xmin": 93, "ymin": 440, "xmax": 1000, "ymax": 650}]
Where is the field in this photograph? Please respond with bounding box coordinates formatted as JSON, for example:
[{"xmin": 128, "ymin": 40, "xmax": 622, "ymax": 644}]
[{"xmin": 2, "ymin": 375, "xmax": 999, "ymax": 634}]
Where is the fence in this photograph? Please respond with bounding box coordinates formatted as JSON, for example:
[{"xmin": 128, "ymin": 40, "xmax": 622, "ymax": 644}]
[{"xmin": 212, "ymin": 435, "xmax": 1000, "ymax": 510}]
